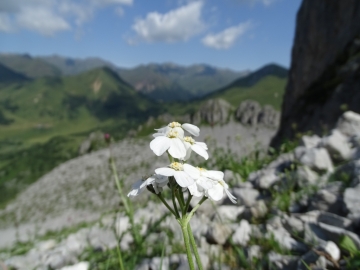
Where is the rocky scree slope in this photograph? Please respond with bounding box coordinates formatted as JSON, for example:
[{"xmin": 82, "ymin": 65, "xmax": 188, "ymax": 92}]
[{"xmin": 2, "ymin": 111, "xmax": 360, "ymax": 269}]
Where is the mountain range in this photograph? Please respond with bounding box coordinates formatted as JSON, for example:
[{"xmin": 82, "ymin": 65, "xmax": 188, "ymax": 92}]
[
  {"xmin": 0, "ymin": 53, "xmax": 288, "ymax": 148},
  {"xmin": 0, "ymin": 54, "xmax": 249, "ymax": 101}
]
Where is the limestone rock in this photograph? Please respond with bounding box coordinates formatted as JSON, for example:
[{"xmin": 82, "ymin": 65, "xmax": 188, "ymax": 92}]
[
  {"xmin": 60, "ymin": 262, "xmax": 90, "ymax": 270},
  {"xmin": 235, "ymin": 100, "xmax": 280, "ymax": 128},
  {"xmin": 296, "ymin": 166, "xmax": 319, "ymax": 187},
  {"xmin": 235, "ymin": 100, "xmax": 262, "ymax": 126},
  {"xmin": 344, "ymin": 185, "xmax": 360, "ymax": 224},
  {"xmin": 248, "ymin": 168, "xmax": 280, "ymax": 189},
  {"xmin": 300, "ymin": 135, "xmax": 321, "ymax": 149},
  {"xmin": 232, "ymin": 220, "xmax": 251, "ymax": 246},
  {"xmin": 268, "ymin": 252, "xmax": 298, "ymax": 270},
  {"xmin": 258, "ymin": 105, "xmax": 281, "ymax": 127},
  {"xmin": 194, "ymin": 98, "xmax": 232, "ymax": 125},
  {"xmin": 205, "ymin": 223, "xmax": 232, "ymax": 245},
  {"xmin": 295, "ymin": 147, "xmax": 334, "ymax": 173},
  {"xmin": 322, "ymin": 241, "xmax": 340, "ymax": 261},
  {"xmin": 230, "ymin": 187, "xmax": 260, "ymax": 207},
  {"xmin": 320, "ymin": 129, "xmax": 353, "ymax": 162},
  {"xmin": 337, "ymin": 111, "xmax": 360, "ymax": 137}
]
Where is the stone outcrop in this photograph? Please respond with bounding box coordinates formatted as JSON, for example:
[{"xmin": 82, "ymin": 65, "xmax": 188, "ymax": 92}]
[
  {"xmin": 193, "ymin": 98, "xmax": 233, "ymax": 125},
  {"xmin": 272, "ymin": 0, "xmax": 360, "ymax": 147},
  {"xmin": 235, "ymin": 100, "xmax": 280, "ymax": 128}
]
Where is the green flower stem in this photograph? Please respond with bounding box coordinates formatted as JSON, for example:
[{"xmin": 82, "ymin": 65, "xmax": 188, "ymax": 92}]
[
  {"xmin": 187, "ymin": 223, "xmax": 203, "ymax": 270},
  {"xmin": 179, "ymin": 219, "xmax": 195, "ymax": 270},
  {"xmin": 110, "ymin": 157, "xmax": 141, "ymax": 245},
  {"xmin": 184, "ymin": 193, "xmax": 193, "ymax": 213},
  {"xmin": 116, "ymin": 242, "xmax": 125, "ymax": 270},
  {"xmin": 171, "ymin": 180, "xmax": 181, "ymax": 218},
  {"xmin": 175, "ymin": 190, "xmax": 185, "ymax": 215},
  {"xmin": 157, "ymin": 194, "xmax": 177, "ymax": 217},
  {"xmin": 111, "ymin": 157, "xmax": 130, "ymax": 214},
  {"xmin": 186, "ymin": 196, "xmax": 207, "ymax": 223}
]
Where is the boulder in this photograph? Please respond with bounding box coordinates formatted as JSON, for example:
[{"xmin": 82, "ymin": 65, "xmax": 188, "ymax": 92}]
[
  {"xmin": 295, "ymin": 147, "xmax": 334, "ymax": 173},
  {"xmin": 268, "ymin": 252, "xmax": 299, "ymax": 270},
  {"xmin": 205, "ymin": 223, "xmax": 232, "ymax": 245},
  {"xmin": 232, "ymin": 220, "xmax": 251, "ymax": 246},
  {"xmin": 337, "ymin": 111, "xmax": 360, "ymax": 137},
  {"xmin": 60, "ymin": 262, "xmax": 90, "ymax": 270},
  {"xmin": 248, "ymin": 168, "xmax": 280, "ymax": 189},
  {"xmin": 300, "ymin": 135, "xmax": 321, "ymax": 149},
  {"xmin": 344, "ymin": 185, "xmax": 360, "ymax": 224},
  {"xmin": 258, "ymin": 105, "xmax": 281, "ymax": 127},
  {"xmin": 194, "ymin": 98, "xmax": 232, "ymax": 125},
  {"xmin": 320, "ymin": 129, "xmax": 354, "ymax": 162},
  {"xmin": 235, "ymin": 100, "xmax": 262, "ymax": 126},
  {"xmin": 230, "ymin": 187, "xmax": 260, "ymax": 207}
]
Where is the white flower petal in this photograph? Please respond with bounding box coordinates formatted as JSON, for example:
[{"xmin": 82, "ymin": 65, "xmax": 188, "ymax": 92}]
[
  {"xmin": 153, "ymin": 133, "xmax": 164, "ymax": 137},
  {"xmin": 183, "ymin": 164, "xmax": 201, "ymax": 179},
  {"xmin": 173, "ymin": 127, "xmax": 184, "ymax": 138},
  {"xmin": 225, "ymin": 188, "xmax": 237, "ymax": 204},
  {"xmin": 154, "ymin": 174, "xmax": 168, "ymax": 183},
  {"xmin": 145, "ymin": 176, "xmax": 155, "ymax": 185},
  {"xmin": 191, "ymin": 144, "xmax": 209, "ymax": 160},
  {"xmin": 188, "ymin": 182, "xmax": 204, "ymax": 197},
  {"xmin": 182, "ymin": 123, "xmax": 200, "ymax": 136},
  {"xmin": 128, "ymin": 180, "xmax": 146, "ymax": 197},
  {"xmin": 197, "ymin": 176, "xmax": 214, "ymax": 190},
  {"xmin": 150, "ymin": 136, "xmax": 171, "ymax": 156},
  {"xmin": 195, "ymin": 141, "xmax": 208, "ymax": 150},
  {"xmin": 168, "ymin": 138, "xmax": 186, "ymax": 159},
  {"xmin": 206, "ymin": 183, "xmax": 224, "ymax": 201},
  {"xmin": 155, "ymin": 126, "xmax": 169, "ymax": 133},
  {"xmin": 155, "ymin": 167, "xmax": 175, "ymax": 177},
  {"xmin": 203, "ymin": 170, "xmax": 224, "ymax": 181},
  {"xmin": 174, "ymin": 171, "xmax": 194, "ymax": 187}
]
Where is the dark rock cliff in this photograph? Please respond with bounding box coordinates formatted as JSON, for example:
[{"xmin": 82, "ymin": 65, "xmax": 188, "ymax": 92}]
[{"xmin": 271, "ymin": 1, "xmax": 360, "ymax": 147}]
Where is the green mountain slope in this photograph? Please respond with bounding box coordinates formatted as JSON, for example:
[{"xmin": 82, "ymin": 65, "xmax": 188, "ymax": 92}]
[
  {"xmin": 205, "ymin": 64, "xmax": 288, "ymax": 110},
  {"xmin": 40, "ymin": 55, "xmax": 115, "ymax": 75},
  {"xmin": 0, "ymin": 67, "xmax": 160, "ymax": 145},
  {"xmin": 0, "ymin": 54, "xmax": 61, "ymax": 78},
  {"xmin": 118, "ymin": 63, "xmax": 248, "ymax": 99},
  {"xmin": 0, "ymin": 63, "xmax": 29, "ymax": 85}
]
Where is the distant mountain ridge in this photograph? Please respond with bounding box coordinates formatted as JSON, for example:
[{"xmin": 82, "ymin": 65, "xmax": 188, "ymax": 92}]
[
  {"xmin": 0, "ymin": 63, "xmax": 29, "ymax": 85},
  {"xmin": 204, "ymin": 63, "xmax": 288, "ymax": 110},
  {"xmin": 38, "ymin": 54, "xmax": 249, "ymax": 101},
  {"xmin": 0, "ymin": 66, "xmax": 162, "ymax": 143},
  {"xmin": 0, "ymin": 53, "xmax": 61, "ymax": 78}
]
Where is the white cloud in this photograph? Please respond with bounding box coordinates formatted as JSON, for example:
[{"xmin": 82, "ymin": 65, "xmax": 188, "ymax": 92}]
[
  {"xmin": 239, "ymin": 0, "xmax": 278, "ymax": 6},
  {"xmin": 132, "ymin": 1, "xmax": 205, "ymax": 43},
  {"xmin": 0, "ymin": 13, "xmax": 12, "ymax": 32},
  {"xmin": 17, "ymin": 7, "xmax": 70, "ymax": 36},
  {"xmin": 202, "ymin": 21, "xmax": 252, "ymax": 49},
  {"xmin": 0, "ymin": 0, "xmax": 133, "ymax": 36},
  {"xmin": 115, "ymin": 7, "xmax": 125, "ymax": 17}
]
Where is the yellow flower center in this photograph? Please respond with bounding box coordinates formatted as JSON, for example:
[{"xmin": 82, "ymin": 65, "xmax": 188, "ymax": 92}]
[
  {"xmin": 168, "ymin": 122, "xmax": 181, "ymax": 128},
  {"xmin": 167, "ymin": 130, "xmax": 179, "ymax": 138},
  {"xmin": 170, "ymin": 162, "xmax": 183, "ymax": 171},
  {"xmin": 184, "ymin": 136, "xmax": 195, "ymax": 144}
]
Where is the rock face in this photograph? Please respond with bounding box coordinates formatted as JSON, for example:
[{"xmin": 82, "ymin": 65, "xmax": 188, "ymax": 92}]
[
  {"xmin": 272, "ymin": 1, "xmax": 360, "ymax": 147},
  {"xmin": 235, "ymin": 100, "xmax": 280, "ymax": 128},
  {"xmin": 193, "ymin": 98, "xmax": 233, "ymax": 125}
]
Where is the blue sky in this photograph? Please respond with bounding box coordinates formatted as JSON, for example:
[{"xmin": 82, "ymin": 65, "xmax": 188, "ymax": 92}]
[{"xmin": 0, "ymin": 0, "xmax": 302, "ymax": 71}]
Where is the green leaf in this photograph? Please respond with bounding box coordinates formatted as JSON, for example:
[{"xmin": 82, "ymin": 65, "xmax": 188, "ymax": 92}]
[{"xmin": 339, "ymin": 235, "xmax": 359, "ymax": 255}]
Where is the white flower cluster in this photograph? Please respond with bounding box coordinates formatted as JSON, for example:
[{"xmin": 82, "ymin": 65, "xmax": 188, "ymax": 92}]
[{"xmin": 128, "ymin": 122, "xmax": 236, "ymax": 204}]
